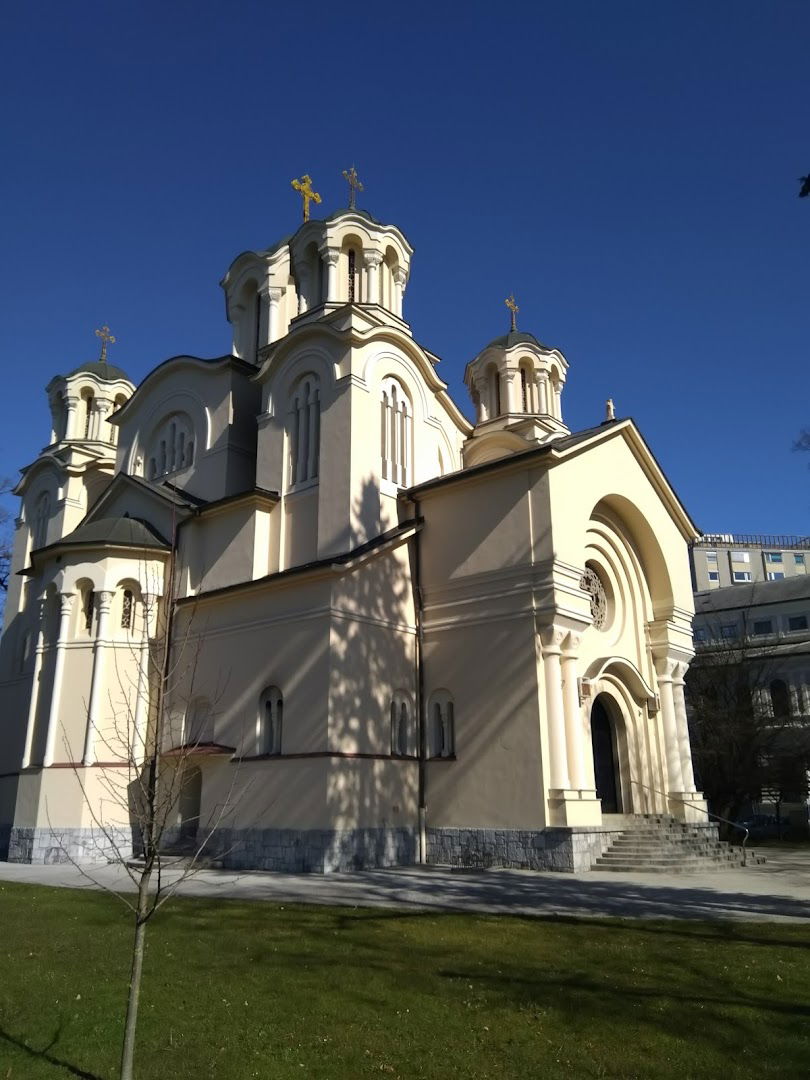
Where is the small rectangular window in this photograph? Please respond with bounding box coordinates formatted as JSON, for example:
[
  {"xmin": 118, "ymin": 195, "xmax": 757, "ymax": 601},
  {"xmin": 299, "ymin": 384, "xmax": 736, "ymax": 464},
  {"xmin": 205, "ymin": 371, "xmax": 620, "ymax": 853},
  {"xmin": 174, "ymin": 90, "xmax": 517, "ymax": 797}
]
[
  {"xmin": 733, "ymin": 571, "xmax": 752, "ymax": 582},
  {"xmin": 705, "ymin": 551, "xmax": 718, "ymax": 562},
  {"xmin": 767, "ymin": 572, "xmax": 785, "ymax": 581},
  {"xmin": 795, "ymin": 554, "xmax": 806, "ymax": 566},
  {"xmin": 708, "ymin": 571, "xmax": 720, "ymax": 582},
  {"xmin": 731, "ymin": 551, "xmax": 750, "ymax": 563},
  {"xmin": 764, "ymin": 552, "xmax": 783, "ymax": 564},
  {"xmin": 720, "ymin": 624, "xmax": 738, "ymax": 639},
  {"xmin": 788, "ymin": 615, "xmax": 808, "ymax": 632},
  {"xmin": 752, "ymin": 619, "xmax": 772, "ymax": 636},
  {"xmin": 693, "ymin": 627, "xmax": 707, "ymax": 642}
]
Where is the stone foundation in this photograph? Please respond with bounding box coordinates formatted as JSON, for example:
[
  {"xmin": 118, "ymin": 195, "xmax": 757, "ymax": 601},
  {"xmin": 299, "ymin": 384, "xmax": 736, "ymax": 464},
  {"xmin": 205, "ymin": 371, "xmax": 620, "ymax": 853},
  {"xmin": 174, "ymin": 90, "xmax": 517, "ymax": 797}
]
[
  {"xmin": 195, "ymin": 825, "xmax": 418, "ymax": 874},
  {"xmin": 8, "ymin": 826, "xmax": 135, "ymax": 865},
  {"xmin": 426, "ymin": 826, "xmax": 626, "ymax": 872},
  {"xmin": 0, "ymin": 824, "xmax": 10, "ymax": 861}
]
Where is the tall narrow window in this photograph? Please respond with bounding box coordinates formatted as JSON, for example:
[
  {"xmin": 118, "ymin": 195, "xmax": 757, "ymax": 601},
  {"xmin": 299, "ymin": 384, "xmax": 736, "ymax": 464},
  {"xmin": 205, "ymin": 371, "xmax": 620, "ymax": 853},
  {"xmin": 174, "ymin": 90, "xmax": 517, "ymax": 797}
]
[
  {"xmin": 32, "ymin": 491, "xmax": 51, "ymax": 549},
  {"xmin": 348, "ymin": 250, "xmax": 356, "ymax": 302},
  {"xmin": 390, "ymin": 694, "xmax": 411, "ymax": 756},
  {"xmin": 488, "ymin": 366, "xmax": 501, "ymax": 417},
  {"xmin": 288, "ymin": 375, "xmax": 320, "ymax": 487},
  {"xmin": 429, "ymin": 692, "xmax": 455, "ymax": 758},
  {"xmin": 381, "ymin": 378, "xmax": 412, "ymax": 487},
  {"xmin": 521, "ymin": 369, "xmax": 528, "ymax": 411},
  {"xmin": 121, "ymin": 589, "xmax": 134, "ymax": 630},
  {"xmin": 147, "ymin": 413, "xmax": 195, "ymax": 480},
  {"xmin": 84, "ymin": 395, "xmax": 94, "ymax": 438},
  {"xmin": 258, "ymin": 686, "xmax": 283, "ymax": 755},
  {"xmin": 83, "ymin": 588, "xmax": 95, "ymax": 633}
]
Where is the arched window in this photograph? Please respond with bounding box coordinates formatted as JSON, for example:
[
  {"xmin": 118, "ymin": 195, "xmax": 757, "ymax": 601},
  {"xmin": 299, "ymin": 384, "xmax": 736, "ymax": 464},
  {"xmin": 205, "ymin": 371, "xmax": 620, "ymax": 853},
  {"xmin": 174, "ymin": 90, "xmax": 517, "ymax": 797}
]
[
  {"xmin": 83, "ymin": 393, "xmax": 94, "ymax": 438},
  {"xmin": 257, "ymin": 686, "xmax": 283, "ymax": 755},
  {"xmin": 121, "ymin": 589, "xmax": 134, "ymax": 630},
  {"xmin": 348, "ymin": 249, "xmax": 357, "ymax": 303},
  {"xmin": 487, "ymin": 366, "xmax": 501, "ymax": 417},
  {"xmin": 520, "ymin": 368, "xmax": 528, "ymax": 412},
  {"xmin": 770, "ymin": 679, "xmax": 791, "ymax": 720},
  {"xmin": 288, "ymin": 375, "xmax": 320, "ymax": 487},
  {"xmin": 381, "ymin": 378, "xmax": 412, "ymax": 487},
  {"xmin": 83, "ymin": 587, "xmax": 95, "ymax": 634},
  {"xmin": 147, "ymin": 412, "xmax": 195, "ymax": 481},
  {"xmin": 389, "ymin": 692, "xmax": 411, "ymax": 756},
  {"xmin": 32, "ymin": 491, "xmax": 51, "ymax": 549},
  {"xmin": 428, "ymin": 691, "xmax": 455, "ymax": 758}
]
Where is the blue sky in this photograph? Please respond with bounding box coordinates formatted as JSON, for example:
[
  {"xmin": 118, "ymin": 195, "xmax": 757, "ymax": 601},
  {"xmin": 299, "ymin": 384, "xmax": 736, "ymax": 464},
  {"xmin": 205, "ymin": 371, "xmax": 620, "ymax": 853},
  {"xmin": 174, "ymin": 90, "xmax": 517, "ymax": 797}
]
[{"xmin": 1, "ymin": 1, "xmax": 808, "ymax": 534}]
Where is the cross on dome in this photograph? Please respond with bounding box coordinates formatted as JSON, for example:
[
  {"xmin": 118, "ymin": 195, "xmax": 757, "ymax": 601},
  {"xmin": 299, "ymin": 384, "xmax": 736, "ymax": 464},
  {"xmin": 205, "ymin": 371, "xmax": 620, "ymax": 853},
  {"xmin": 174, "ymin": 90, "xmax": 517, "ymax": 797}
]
[
  {"xmin": 291, "ymin": 174, "xmax": 322, "ymax": 222},
  {"xmin": 342, "ymin": 166, "xmax": 364, "ymax": 209},
  {"xmin": 505, "ymin": 294, "xmax": 519, "ymax": 332},
  {"xmin": 94, "ymin": 325, "xmax": 116, "ymax": 366}
]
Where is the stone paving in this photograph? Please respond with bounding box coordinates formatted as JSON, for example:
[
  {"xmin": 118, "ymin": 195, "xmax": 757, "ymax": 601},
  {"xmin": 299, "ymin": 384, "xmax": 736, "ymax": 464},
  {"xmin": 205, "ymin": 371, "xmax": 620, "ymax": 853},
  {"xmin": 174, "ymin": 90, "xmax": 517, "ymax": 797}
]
[{"xmin": 0, "ymin": 847, "xmax": 807, "ymax": 922}]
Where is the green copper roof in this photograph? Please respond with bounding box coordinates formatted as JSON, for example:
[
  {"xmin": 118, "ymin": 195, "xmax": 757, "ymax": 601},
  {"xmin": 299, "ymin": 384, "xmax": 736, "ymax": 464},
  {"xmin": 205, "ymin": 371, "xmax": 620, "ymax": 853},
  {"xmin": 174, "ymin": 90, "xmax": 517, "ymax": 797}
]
[
  {"xmin": 483, "ymin": 331, "xmax": 549, "ymax": 352},
  {"xmin": 67, "ymin": 360, "xmax": 131, "ymax": 382}
]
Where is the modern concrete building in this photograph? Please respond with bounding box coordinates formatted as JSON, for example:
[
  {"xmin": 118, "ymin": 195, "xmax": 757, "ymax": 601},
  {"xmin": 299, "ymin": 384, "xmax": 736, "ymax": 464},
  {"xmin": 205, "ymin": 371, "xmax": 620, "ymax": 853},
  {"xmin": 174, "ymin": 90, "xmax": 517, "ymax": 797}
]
[
  {"xmin": 690, "ymin": 534, "xmax": 809, "ymax": 592},
  {"xmin": 0, "ymin": 192, "xmax": 707, "ymax": 873}
]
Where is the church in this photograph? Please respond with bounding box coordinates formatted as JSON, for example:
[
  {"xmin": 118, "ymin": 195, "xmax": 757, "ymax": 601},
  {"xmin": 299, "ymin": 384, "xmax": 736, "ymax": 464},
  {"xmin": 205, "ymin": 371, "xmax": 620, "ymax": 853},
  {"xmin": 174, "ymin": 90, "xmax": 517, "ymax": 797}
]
[{"xmin": 0, "ymin": 174, "xmax": 707, "ymax": 873}]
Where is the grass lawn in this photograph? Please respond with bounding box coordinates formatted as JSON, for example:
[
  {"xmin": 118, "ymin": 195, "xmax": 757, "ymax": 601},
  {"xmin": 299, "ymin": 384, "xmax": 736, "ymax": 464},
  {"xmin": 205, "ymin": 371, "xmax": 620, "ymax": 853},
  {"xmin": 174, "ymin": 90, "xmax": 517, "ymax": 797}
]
[{"xmin": 0, "ymin": 883, "xmax": 808, "ymax": 1079}]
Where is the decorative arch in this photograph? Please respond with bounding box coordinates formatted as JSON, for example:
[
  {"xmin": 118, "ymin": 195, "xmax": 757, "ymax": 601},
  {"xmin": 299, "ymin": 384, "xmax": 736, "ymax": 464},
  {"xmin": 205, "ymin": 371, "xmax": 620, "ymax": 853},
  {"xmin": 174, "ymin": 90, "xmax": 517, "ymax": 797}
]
[
  {"xmin": 380, "ymin": 376, "xmax": 412, "ymax": 487},
  {"xmin": 428, "ymin": 689, "xmax": 455, "ymax": 758},
  {"xmin": 31, "ymin": 490, "xmax": 52, "ymax": 549},
  {"xmin": 389, "ymin": 690, "xmax": 413, "ymax": 757},
  {"xmin": 287, "ymin": 372, "xmax": 320, "ymax": 487},
  {"xmin": 129, "ymin": 385, "xmax": 210, "ymax": 478},
  {"xmin": 146, "ymin": 410, "xmax": 195, "ymax": 480},
  {"xmin": 257, "ymin": 685, "xmax": 283, "ymax": 755}
]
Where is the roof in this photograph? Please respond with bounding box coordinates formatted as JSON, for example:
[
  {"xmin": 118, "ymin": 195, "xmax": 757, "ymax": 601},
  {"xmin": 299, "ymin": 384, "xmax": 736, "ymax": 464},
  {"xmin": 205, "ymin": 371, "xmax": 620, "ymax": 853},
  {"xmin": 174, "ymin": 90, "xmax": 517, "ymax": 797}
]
[
  {"xmin": 67, "ymin": 360, "xmax": 131, "ymax": 382},
  {"xmin": 694, "ymin": 575, "xmax": 810, "ymax": 615},
  {"xmin": 482, "ymin": 330, "xmax": 551, "ymax": 352},
  {"xmin": 54, "ymin": 516, "xmax": 169, "ymax": 551}
]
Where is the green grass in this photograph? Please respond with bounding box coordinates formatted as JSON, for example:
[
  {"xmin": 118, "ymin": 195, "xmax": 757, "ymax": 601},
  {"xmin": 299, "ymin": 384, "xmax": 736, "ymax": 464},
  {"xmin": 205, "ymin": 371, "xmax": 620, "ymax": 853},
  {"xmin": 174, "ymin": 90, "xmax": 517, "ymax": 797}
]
[{"xmin": 0, "ymin": 883, "xmax": 808, "ymax": 1079}]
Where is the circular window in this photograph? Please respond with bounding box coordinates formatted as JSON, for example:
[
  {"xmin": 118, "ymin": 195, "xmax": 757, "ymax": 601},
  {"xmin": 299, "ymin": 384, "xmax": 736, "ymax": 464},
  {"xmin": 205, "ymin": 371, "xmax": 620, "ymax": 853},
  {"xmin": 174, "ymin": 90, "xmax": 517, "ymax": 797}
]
[{"xmin": 580, "ymin": 567, "xmax": 608, "ymax": 630}]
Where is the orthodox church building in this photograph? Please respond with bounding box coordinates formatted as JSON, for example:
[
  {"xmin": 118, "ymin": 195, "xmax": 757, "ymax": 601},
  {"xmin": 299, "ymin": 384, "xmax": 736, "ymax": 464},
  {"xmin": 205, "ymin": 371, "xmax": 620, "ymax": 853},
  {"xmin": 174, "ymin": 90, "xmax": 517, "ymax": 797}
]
[{"xmin": 0, "ymin": 184, "xmax": 706, "ymax": 872}]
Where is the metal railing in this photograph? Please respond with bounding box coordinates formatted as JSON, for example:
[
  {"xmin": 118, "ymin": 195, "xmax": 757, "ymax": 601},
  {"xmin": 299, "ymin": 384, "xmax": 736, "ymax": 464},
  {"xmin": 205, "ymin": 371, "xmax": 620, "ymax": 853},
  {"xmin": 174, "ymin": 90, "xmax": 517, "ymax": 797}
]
[
  {"xmin": 692, "ymin": 534, "xmax": 810, "ymax": 550},
  {"xmin": 630, "ymin": 780, "xmax": 750, "ymax": 866}
]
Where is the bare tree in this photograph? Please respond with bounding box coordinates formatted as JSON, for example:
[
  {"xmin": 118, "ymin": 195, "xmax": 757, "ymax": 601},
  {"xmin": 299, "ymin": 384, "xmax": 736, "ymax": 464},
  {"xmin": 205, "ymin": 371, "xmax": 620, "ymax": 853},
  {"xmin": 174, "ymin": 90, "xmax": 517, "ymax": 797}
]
[
  {"xmin": 48, "ymin": 525, "xmax": 243, "ymax": 1080},
  {"xmin": 686, "ymin": 617, "xmax": 810, "ymax": 829}
]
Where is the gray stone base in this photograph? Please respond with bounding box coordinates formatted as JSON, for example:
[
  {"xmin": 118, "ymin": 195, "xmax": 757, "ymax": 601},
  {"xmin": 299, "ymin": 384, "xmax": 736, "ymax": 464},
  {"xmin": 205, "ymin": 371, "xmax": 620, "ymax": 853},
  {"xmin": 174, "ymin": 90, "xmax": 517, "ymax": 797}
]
[
  {"xmin": 8, "ymin": 826, "xmax": 135, "ymax": 866},
  {"xmin": 196, "ymin": 826, "xmax": 418, "ymax": 874},
  {"xmin": 427, "ymin": 826, "xmax": 624, "ymax": 873}
]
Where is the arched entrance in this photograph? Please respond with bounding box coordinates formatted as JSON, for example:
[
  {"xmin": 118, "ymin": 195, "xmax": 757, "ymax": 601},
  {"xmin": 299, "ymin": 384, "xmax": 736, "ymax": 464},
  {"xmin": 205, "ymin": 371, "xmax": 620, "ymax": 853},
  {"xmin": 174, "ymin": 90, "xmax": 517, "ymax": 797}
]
[
  {"xmin": 178, "ymin": 765, "xmax": 202, "ymax": 840},
  {"xmin": 591, "ymin": 696, "xmax": 622, "ymax": 813}
]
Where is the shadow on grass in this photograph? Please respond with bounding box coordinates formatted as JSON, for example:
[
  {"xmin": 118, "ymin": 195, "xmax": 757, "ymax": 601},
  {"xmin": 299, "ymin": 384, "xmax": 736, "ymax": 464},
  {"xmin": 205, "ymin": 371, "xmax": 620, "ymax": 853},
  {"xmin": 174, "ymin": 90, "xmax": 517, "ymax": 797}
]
[{"xmin": 0, "ymin": 1024, "xmax": 104, "ymax": 1080}]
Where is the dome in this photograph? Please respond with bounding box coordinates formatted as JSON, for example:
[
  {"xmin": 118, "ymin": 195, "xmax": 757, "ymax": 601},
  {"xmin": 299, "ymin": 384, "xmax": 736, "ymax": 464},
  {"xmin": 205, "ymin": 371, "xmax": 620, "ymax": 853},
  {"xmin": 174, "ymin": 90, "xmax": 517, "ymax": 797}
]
[{"xmin": 67, "ymin": 360, "xmax": 131, "ymax": 382}]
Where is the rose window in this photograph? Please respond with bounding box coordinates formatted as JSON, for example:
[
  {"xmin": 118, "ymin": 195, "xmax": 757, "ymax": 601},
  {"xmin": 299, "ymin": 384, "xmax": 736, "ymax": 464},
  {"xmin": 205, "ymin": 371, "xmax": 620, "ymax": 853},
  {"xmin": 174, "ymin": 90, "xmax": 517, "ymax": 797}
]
[{"xmin": 580, "ymin": 567, "xmax": 607, "ymax": 630}]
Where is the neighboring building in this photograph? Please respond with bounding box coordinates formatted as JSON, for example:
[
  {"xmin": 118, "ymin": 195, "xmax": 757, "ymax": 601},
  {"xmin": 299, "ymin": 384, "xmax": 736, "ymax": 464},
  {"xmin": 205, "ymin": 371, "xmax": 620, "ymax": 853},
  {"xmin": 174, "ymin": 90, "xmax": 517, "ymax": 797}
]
[
  {"xmin": 0, "ymin": 197, "xmax": 707, "ymax": 874},
  {"xmin": 691, "ymin": 575, "xmax": 810, "ymax": 827},
  {"xmin": 690, "ymin": 534, "xmax": 809, "ymax": 592}
]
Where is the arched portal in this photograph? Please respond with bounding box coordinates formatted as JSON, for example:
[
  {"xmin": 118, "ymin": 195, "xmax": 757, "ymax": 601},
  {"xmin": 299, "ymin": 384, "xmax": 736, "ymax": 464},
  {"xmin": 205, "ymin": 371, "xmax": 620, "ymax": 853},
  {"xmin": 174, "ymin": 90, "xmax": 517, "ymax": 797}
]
[
  {"xmin": 591, "ymin": 695, "xmax": 622, "ymax": 813},
  {"xmin": 178, "ymin": 765, "xmax": 202, "ymax": 840}
]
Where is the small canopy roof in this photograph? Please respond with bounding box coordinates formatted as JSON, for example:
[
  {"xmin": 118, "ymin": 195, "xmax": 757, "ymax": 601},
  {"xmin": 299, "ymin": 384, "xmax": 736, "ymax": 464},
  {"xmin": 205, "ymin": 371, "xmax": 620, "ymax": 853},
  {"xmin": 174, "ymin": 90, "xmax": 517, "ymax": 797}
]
[
  {"xmin": 56, "ymin": 516, "xmax": 169, "ymax": 551},
  {"xmin": 482, "ymin": 330, "xmax": 550, "ymax": 352},
  {"xmin": 67, "ymin": 360, "xmax": 131, "ymax": 383}
]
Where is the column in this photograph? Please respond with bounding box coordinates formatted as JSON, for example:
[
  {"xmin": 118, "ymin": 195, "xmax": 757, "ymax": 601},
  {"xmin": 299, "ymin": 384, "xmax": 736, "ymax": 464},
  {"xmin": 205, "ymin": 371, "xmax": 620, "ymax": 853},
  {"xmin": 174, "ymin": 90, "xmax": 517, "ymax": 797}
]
[
  {"xmin": 655, "ymin": 655, "xmax": 684, "ymax": 793},
  {"xmin": 297, "ymin": 273, "xmax": 310, "ymax": 314},
  {"xmin": 554, "ymin": 383, "xmax": 563, "ymax": 420},
  {"xmin": 535, "ymin": 372, "xmax": 548, "ymax": 415},
  {"xmin": 95, "ymin": 398, "xmax": 112, "ymax": 443},
  {"xmin": 672, "ymin": 662, "xmax": 697, "ymax": 792},
  {"xmin": 229, "ymin": 302, "xmax": 246, "ymax": 358},
  {"xmin": 474, "ymin": 375, "xmax": 490, "ymax": 423},
  {"xmin": 307, "ymin": 388, "xmax": 319, "ymax": 480},
  {"xmin": 265, "ymin": 286, "xmax": 284, "ymax": 344},
  {"xmin": 541, "ymin": 627, "xmax": 570, "ymax": 790},
  {"xmin": 504, "ymin": 369, "xmax": 519, "ymax": 414},
  {"xmin": 363, "ymin": 251, "xmax": 383, "ymax": 305},
  {"xmin": 21, "ymin": 597, "xmax": 46, "ymax": 768},
  {"xmin": 64, "ymin": 395, "xmax": 79, "ymax": 441},
  {"xmin": 392, "ymin": 266, "xmax": 407, "ymax": 317},
  {"xmin": 43, "ymin": 591, "xmax": 75, "ymax": 767},
  {"xmin": 132, "ymin": 592, "xmax": 155, "ymax": 765},
  {"xmin": 562, "ymin": 633, "xmax": 587, "ymax": 789},
  {"xmin": 83, "ymin": 590, "xmax": 114, "ymax": 765},
  {"xmin": 321, "ymin": 247, "xmax": 340, "ymax": 302}
]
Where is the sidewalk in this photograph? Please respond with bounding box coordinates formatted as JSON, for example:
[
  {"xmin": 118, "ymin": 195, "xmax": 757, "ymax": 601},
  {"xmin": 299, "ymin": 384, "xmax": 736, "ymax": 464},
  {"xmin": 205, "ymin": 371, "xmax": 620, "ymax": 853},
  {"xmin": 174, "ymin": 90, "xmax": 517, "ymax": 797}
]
[{"xmin": 0, "ymin": 848, "xmax": 807, "ymax": 922}]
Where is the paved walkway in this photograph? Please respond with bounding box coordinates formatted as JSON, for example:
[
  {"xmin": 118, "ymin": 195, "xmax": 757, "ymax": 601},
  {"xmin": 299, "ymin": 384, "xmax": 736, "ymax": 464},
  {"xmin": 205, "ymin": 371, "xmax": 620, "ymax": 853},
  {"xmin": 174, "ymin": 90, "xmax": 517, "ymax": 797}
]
[{"xmin": 1, "ymin": 847, "xmax": 808, "ymax": 922}]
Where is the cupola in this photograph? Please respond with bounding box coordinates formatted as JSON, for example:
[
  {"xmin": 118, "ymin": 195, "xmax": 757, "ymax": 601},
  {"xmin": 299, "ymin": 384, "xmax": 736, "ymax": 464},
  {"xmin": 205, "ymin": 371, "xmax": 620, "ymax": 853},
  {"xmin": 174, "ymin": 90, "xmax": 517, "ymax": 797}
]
[{"xmin": 463, "ymin": 302, "xmax": 569, "ymax": 467}]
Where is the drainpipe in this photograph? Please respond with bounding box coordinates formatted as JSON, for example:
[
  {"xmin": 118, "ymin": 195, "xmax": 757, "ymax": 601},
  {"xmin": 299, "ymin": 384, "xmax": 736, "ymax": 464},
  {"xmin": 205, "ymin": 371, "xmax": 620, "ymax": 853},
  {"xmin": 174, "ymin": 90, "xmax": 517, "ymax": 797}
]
[{"xmin": 411, "ymin": 497, "xmax": 427, "ymax": 864}]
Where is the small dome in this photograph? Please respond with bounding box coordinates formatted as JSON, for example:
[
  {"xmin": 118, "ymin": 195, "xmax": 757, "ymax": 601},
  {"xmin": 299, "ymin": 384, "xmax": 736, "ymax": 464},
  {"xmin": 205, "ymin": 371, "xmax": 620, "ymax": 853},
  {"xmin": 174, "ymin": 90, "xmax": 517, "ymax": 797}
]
[
  {"xmin": 482, "ymin": 330, "xmax": 550, "ymax": 352},
  {"xmin": 58, "ymin": 516, "xmax": 168, "ymax": 550},
  {"xmin": 67, "ymin": 360, "xmax": 131, "ymax": 382}
]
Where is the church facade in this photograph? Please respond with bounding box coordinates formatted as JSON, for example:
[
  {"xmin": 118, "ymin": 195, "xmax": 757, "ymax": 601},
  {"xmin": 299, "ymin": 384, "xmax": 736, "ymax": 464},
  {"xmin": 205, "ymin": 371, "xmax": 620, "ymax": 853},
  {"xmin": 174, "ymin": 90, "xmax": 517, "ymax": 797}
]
[{"xmin": 0, "ymin": 197, "xmax": 707, "ymax": 872}]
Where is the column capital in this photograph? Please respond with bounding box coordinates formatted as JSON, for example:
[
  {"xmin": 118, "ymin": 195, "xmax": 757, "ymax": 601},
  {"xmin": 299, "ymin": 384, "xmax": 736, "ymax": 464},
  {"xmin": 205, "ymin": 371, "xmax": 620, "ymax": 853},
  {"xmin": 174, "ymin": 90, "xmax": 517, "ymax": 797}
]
[
  {"xmin": 64, "ymin": 394, "xmax": 80, "ymax": 409},
  {"xmin": 97, "ymin": 590, "xmax": 115, "ymax": 614},
  {"xmin": 562, "ymin": 631, "xmax": 582, "ymax": 656},
  {"xmin": 392, "ymin": 266, "xmax": 407, "ymax": 286},
  {"xmin": 261, "ymin": 285, "xmax": 284, "ymax": 303},
  {"xmin": 540, "ymin": 625, "xmax": 567, "ymax": 653},
  {"xmin": 362, "ymin": 250, "xmax": 383, "ymax": 269},
  {"xmin": 320, "ymin": 245, "xmax": 340, "ymax": 266},
  {"xmin": 58, "ymin": 591, "xmax": 75, "ymax": 614}
]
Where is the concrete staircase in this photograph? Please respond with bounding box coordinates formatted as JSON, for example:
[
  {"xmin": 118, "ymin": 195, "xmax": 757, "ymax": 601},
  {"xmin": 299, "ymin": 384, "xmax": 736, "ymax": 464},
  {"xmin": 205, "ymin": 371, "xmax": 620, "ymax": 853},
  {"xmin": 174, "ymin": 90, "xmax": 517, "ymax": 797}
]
[{"xmin": 592, "ymin": 815, "xmax": 764, "ymax": 873}]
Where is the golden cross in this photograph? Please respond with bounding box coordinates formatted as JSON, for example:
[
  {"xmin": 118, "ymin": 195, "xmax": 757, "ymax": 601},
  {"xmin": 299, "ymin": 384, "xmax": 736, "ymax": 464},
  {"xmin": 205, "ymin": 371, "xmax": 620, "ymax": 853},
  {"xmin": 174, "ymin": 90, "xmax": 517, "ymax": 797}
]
[
  {"xmin": 94, "ymin": 325, "xmax": 116, "ymax": 365},
  {"xmin": 291, "ymin": 174, "xmax": 321, "ymax": 222},
  {"xmin": 342, "ymin": 166, "xmax": 363, "ymax": 209},
  {"xmin": 505, "ymin": 294, "xmax": 519, "ymax": 332}
]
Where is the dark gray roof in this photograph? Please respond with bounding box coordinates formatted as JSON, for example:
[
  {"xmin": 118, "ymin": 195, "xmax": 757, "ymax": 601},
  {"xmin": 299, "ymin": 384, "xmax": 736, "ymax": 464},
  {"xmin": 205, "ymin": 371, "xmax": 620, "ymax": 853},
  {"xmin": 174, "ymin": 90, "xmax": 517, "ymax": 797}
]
[
  {"xmin": 694, "ymin": 575, "xmax": 810, "ymax": 615},
  {"xmin": 67, "ymin": 360, "xmax": 131, "ymax": 382},
  {"xmin": 483, "ymin": 331, "xmax": 550, "ymax": 352},
  {"xmin": 59, "ymin": 516, "xmax": 169, "ymax": 551}
]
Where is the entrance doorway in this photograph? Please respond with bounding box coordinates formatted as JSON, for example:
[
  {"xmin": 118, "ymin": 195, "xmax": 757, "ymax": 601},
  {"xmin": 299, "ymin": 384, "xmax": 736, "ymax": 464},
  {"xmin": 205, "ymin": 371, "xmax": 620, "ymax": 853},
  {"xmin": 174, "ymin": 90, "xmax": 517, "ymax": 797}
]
[
  {"xmin": 178, "ymin": 765, "xmax": 202, "ymax": 840},
  {"xmin": 591, "ymin": 697, "xmax": 621, "ymax": 813}
]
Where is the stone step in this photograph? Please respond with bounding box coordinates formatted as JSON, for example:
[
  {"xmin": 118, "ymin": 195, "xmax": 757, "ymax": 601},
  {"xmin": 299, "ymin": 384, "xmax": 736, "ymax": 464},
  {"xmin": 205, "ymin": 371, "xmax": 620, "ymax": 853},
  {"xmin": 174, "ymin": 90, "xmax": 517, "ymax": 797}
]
[{"xmin": 590, "ymin": 818, "xmax": 763, "ymax": 873}]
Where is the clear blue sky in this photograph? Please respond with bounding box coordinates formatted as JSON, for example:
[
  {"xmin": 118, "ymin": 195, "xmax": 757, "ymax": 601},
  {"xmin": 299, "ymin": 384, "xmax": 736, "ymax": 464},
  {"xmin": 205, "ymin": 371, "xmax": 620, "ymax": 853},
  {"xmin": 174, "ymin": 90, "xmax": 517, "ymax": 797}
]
[{"xmin": 1, "ymin": 1, "xmax": 808, "ymax": 535}]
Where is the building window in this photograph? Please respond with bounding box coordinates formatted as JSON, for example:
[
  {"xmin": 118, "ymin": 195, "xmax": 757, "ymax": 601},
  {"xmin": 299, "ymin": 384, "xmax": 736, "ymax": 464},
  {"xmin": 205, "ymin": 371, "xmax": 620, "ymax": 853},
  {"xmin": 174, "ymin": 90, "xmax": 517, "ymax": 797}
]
[
  {"xmin": 121, "ymin": 589, "xmax": 134, "ymax": 630},
  {"xmin": 708, "ymin": 571, "xmax": 720, "ymax": 582},
  {"xmin": 147, "ymin": 412, "xmax": 195, "ymax": 480},
  {"xmin": 770, "ymin": 680, "xmax": 791, "ymax": 720},
  {"xmin": 788, "ymin": 615, "xmax": 808, "ymax": 632},
  {"xmin": 348, "ymin": 249, "xmax": 356, "ymax": 302},
  {"xmin": 752, "ymin": 619, "xmax": 773, "ymax": 636},
  {"xmin": 257, "ymin": 686, "xmax": 283, "ymax": 755},
  {"xmin": 32, "ymin": 491, "xmax": 51, "ymax": 549},
  {"xmin": 428, "ymin": 691, "xmax": 455, "ymax": 758},
  {"xmin": 520, "ymin": 368, "xmax": 528, "ymax": 411},
  {"xmin": 389, "ymin": 693, "xmax": 411, "ymax": 756},
  {"xmin": 693, "ymin": 627, "xmax": 707, "ymax": 642},
  {"xmin": 733, "ymin": 571, "xmax": 752, "ymax": 582},
  {"xmin": 720, "ymin": 624, "xmax": 737, "ymax": 639},
  {"xmin": 731, "ymin": 551, "xmax": 750, "ymax": 563},
  {"xmin": 381, "ymin": 378, "xmax": 412, "ymax": 487},
  {"xmin": 288, "ymin": 374, "xmax": 320, "ymax": 487},
  {"xmin": 764, "ymin": 552, "xmax": 783, "ymax": 564},
  {"xmin": 488, "ymin": 365, "xmax": 501, "ymax": 417},
  {"xmin": 767, "ymin": 572, "xmax": 785, "ymax": 581},
  {"xmin": 84, "ymin": 394, "xmax": 94, "ymax": 438},
  {"xmin": 795, "ymin": 554, "xmax": 806, "ymax": 567},
  {"xmin": 705, "ymin": 551, "xmax": 718, "ymax": 563}
]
